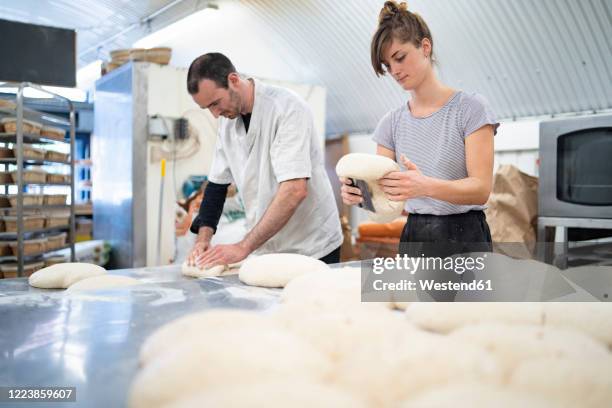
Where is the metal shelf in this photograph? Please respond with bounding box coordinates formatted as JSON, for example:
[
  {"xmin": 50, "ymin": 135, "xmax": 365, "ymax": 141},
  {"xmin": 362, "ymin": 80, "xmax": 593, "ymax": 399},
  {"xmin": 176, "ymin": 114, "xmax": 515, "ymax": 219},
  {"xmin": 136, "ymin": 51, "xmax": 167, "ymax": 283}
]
[
  {"xmin": 0, "ymin": 82, "xmax": 76, "ymax": 276},
  {"xmin": 0, "ymin": 244, "xmax": 73, "ymax": 262},
  {"xmin": 0, "ymin": 225, "xmax": 69, "ymax": 238},
  {"xmin": 0, "ymin": 158, "xmax": 70, "ymax": 166},
  {"xmin": 0, "ymin": 106, "xmax": 70, "ymax": 127},
  {"xmin": 0, "ymin": 132, "xmax": 68, "ymax": 145},
  {"xmin": 0, "ymin": 205, "xmax": 70, "ymax": 212},
  {"xmin": 0, "ymin": 182, "xmax": 71, "ymax": 186}
]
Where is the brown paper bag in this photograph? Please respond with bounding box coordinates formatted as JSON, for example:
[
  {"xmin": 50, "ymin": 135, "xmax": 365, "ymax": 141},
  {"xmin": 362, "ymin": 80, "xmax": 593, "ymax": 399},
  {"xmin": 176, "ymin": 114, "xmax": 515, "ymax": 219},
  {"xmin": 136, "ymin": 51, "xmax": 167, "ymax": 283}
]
[{"xmin": 485, "ymin": 165, "xmax": 538, "ymax": 258}]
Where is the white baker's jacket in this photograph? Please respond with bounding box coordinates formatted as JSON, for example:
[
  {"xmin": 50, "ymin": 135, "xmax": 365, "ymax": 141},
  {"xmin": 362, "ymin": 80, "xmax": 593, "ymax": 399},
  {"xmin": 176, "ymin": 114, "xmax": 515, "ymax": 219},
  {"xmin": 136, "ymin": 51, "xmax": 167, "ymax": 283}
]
[{"xmin": 208, "ymin": 79, "xmax": 343, "ymax": 258}]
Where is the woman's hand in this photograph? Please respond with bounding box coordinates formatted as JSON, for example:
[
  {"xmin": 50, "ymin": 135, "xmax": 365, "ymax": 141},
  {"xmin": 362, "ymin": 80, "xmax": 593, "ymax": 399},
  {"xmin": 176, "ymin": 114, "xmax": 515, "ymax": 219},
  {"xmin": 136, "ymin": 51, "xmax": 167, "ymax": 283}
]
[
  {"xmin": 379, "ymin": 155, "xmax": 431, "ymax": 201},
  {"xmin": 339, "ymin": 177, "xmax": 363, "ymax": 206}
]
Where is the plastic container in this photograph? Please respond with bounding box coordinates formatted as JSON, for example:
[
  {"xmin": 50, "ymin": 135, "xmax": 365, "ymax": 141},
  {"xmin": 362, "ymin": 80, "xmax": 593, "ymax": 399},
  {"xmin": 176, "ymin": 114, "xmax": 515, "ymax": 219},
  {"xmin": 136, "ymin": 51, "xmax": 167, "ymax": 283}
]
[
  {"xmin": 3, "ymin": 215, "xmax": 45, "ymax": 232},
  {"xmin": 43, "ymin": 194, "xmax": 67, "ymax": 206},
  {"xmin": 0, "ymin": 118, "xmax": 42, "ymax": 135},
  {"xmin": 46, "ymin": 232, "xmax": 67, "ymax": 250},
  {"xmin": 9, "ymin": 238, "xmax": 47, "ymax": 256}
]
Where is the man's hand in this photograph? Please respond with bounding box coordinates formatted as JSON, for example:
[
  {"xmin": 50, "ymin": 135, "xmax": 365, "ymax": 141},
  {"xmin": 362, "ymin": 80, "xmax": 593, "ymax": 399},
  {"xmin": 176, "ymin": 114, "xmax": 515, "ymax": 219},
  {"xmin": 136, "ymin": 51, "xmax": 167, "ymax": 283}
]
[
  {"xmin": 187, "ymin": 227, "xmax": 214, "ymax": 266},
  {"xmin": 339, "ymin": 177, "xmax": 363, "ymax": 206},
  {"xmin": 195, "ymin": 242, "xmax": 251, "ymax": 269},
  {"xmin": 379, "ymin": 155, "xmax": 431, "ymax": 201}
]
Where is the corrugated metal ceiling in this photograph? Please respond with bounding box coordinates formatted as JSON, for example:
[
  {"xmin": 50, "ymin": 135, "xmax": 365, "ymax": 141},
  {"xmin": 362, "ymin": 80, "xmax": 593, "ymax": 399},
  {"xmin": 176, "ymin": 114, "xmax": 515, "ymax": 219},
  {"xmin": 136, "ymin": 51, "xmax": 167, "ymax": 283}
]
[{"xmin": 1, "ymin": 0, "xmax": 611, "ymax": 136}]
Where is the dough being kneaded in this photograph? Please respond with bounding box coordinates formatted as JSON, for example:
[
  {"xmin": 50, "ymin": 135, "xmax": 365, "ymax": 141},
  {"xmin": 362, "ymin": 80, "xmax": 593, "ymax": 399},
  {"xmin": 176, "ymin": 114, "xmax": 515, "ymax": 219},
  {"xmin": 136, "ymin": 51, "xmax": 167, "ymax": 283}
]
[
  {"xmin": 181, "ymin": 262, "xmax": 226, "ymax": 278},
  {"xmin": 28, "ymin": 262, "xmax": 107, "ymax": 289}
]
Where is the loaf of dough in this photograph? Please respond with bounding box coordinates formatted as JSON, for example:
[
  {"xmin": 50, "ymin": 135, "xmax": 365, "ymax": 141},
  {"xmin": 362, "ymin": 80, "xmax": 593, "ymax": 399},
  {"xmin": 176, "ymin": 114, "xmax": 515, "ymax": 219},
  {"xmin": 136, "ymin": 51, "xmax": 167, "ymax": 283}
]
[
  {"xmin": 509, "ymin": 356, "xmax": 612, "ymax": 408},
  {"xmin": 335, "ymin": 331, "xmax": 502, "ymax": 406},
  {"xmin": 400, "ymin": 382, "xmax": 561, "ymax": 408},
  {"xmin": 139, "ymin": 309, "xmax": 282, "ymax": 366},
  {"xmin": 450, "ymin": 323, "xmax": 610, "ymax": 375},
  {"xmin": 542, "ymin": 302, "xmax": 612, "ymax": 346},
  {"xmin": 163, "ymin": 380, "xmax": 368, "ymax": 408},
  {"xmin": 28, "ymin": 263, "xmax": 106, "ymax": 289},
  {"xmin": 129, "ymin": 328, "xmax": 332, "ymax": 408},
  {"xmin": 181, "ymin": 262, "xmax": 226, "ymax": 278},
  {"xmin": 404, "ymin": 302, "xmax": 544, "ymax": 333},
  {"xmin": 281, "ymin": 267, "xmax": 392, "ymax": 312},
  {"xmin": 66, "ymin": 275, "xmax": 140, "ymax": 291},
  {"xmin": 336, "ymin": 153, "xmax": 405, "ymax": 223},
  {"xmin": 239, "ymin": 253, "xmax": 329, "ymax": 288}
]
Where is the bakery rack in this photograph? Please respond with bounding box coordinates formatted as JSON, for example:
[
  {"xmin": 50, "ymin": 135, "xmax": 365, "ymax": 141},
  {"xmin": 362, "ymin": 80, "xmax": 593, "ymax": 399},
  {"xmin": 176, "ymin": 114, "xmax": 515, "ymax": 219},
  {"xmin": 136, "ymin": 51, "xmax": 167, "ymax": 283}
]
[{"xmin": 0, "ymin": 82, "xmax": 76, "ymax": 277}]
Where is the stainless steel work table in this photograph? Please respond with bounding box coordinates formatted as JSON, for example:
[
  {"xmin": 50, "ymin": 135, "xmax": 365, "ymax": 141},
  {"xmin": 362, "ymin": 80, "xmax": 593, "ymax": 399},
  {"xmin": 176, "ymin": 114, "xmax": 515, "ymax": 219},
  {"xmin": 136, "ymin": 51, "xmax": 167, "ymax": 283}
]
[{"xmin": 0, "ymin": 265, "xmax": 282, "ymax": 408}]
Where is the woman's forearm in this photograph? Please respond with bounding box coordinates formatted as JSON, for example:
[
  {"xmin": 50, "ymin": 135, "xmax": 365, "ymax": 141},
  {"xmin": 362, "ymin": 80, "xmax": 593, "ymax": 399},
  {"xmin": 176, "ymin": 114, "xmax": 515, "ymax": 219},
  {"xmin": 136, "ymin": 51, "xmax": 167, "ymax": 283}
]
[{"xmin": 426, "ymin": 176, "xmax": 491, "ymax": 206}]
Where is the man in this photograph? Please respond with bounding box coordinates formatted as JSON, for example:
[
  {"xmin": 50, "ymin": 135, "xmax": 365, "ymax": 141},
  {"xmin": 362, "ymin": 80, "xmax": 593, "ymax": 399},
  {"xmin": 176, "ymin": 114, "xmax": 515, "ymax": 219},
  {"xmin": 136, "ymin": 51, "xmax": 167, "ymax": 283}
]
[{"xmin": 186, "ymin": 52, "xmax": 343, "ymax": 268}]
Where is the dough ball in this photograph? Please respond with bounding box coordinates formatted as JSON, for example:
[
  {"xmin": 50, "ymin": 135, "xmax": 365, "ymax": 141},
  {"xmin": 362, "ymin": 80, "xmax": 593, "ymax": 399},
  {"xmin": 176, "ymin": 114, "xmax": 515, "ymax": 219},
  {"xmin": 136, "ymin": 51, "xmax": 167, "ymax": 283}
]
[
  {"xmin": 509, "ymin": 356, "xmax": 612, "ymax": 408},
  {"xmin": 335, "ymin": 153, "xmax": 404, "ymax": 223},
  {"xmin": 281, "ymin": 267, "xmax": 392, "ymax": 312},
  {"xmin": 28, "ymin": 263, "xmax": 106, "ymax": 289},
  {"xmin": 542, "ymin": 302, "xmax": 612, "ymax": 346},
  {"xmin": 129, "ymin": 328, "xmax": 332, "ymax": 408},
  {"xmin": 139, "ymin": 309, "xmax": 282, "ymax": 366},
  {"xmin": 181, "ymin": 261, "xmax": 226, "ymax": 278},
  {"xmin": 273, "ymin": 304, "xmax": 417, "ymax": 362},
  {"xmin": 66, "ymin": 275, "xmax": 140, "ymax": 291},
  {"xmin": 450, "ymin": 323, "xmax": 610, "ymax": 376},
  {"xmin": 399, "ymin": 382, "xmax": 561, "ymax": 408},
  {"xmin": 335, "ymin": 331, "xmax": 503, "ymax": 406},
  {"xmin": 404, "ymin": 302, "xmax": 544, "ymax": 333},
  {"xmin": 164, "ymin": 380, "xmax": 368, "ymax": 408},
  {"xmin": 239, "ymin": 253, "xmax": 329, "ymax": 288}
]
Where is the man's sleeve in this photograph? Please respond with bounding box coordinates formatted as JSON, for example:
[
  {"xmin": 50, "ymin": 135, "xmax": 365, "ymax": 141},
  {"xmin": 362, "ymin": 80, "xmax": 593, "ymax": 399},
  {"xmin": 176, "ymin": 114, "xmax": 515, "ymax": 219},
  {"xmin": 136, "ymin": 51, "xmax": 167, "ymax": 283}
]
[
  {"xmin": 190, "ymin": 182, "xmax": 230, "ymax": 234},
  {"xmin": 208, "ymin": 130, "xmax": 234, "ymax": 185},
  {"xmin": 270, "ymin": 105, "xmax": 313, "ymax": 182}
]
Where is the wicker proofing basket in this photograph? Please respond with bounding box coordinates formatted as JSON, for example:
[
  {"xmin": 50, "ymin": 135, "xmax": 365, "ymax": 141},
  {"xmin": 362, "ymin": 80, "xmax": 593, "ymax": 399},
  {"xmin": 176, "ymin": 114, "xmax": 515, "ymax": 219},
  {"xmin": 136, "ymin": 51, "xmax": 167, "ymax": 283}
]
[
  {"xmin": 129, "ymin": 48, "xmax": 147, "ymax": 61},
  {"xmin": 45, "ymin": 214, "xmax": 70, "ymax": 228},
  {"xmin": 0, "ymin": 118, "xmax": 43, "ymax": 135},
  {"xmin": 8, "ymin": 194, "xmax": 44, "ymax": 207},
  {"xmin": 46, "ymin": 232, "xmax": 67, "ymax": 250},
  {"xmin": 0, "ymin": 147, "xmax": 13, "ymax": 158},
  {"xmin": 41, "ymin": 126, "xmax": 66, "ymax": 141},
  {"xmin": 11, "ymin": 169, "xmax": 47, "ymax": 184},
  {"xmin": 9, "ymin": 238, "xmax": 47, "ymax": 256},
  {"xmin": 44, "ymin": 255, "xmax": 67, "ymax": 267},
  {"xmin": 45, "ymin": 150, "xmax": 70, "ymax": 163},
  {"xmin": 110, "ymin": 49, "xmax": 131, "ymax": 64},
  {"xmin": 3, "ymin": 215, "xmax": 45, "ymax": 232},
  {"xmin": 144, "ymin": 47, "xmax": 172, "ymax": 65},
  {"xmin": 0, "ymin": 261, "xmax": 45, "ymax": 277},
  {"xmin": 23, "ymin": 145, "xmax": 46, "ymax": 161},
  {"xmin": 43, "ymin": 194, "xmax": 67, "ymax": 206}
]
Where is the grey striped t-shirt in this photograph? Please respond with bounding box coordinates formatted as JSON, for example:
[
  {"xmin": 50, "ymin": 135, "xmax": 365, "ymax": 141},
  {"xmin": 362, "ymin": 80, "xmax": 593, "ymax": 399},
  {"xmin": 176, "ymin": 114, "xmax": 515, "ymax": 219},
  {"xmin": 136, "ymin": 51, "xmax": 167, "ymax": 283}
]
[{"xmin": 372, "ymin": 91, "xmax": 499, "ymax": 216}]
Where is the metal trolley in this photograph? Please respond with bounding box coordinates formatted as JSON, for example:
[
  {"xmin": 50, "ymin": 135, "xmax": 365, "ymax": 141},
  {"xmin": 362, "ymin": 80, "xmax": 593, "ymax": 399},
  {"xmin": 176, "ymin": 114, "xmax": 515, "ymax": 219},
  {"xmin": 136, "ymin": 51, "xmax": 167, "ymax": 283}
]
[{"xmin": 0, "ymin": 82, "xmax": 76, "ymax": 277}]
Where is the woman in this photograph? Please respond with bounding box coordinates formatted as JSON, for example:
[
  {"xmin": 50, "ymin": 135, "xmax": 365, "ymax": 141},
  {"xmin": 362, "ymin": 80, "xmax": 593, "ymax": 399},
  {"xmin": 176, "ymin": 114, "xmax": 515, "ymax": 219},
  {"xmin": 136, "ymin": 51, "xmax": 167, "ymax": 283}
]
[{"xmin": 341, "ymin": 1, "xmax": 498, "ymax": 258}]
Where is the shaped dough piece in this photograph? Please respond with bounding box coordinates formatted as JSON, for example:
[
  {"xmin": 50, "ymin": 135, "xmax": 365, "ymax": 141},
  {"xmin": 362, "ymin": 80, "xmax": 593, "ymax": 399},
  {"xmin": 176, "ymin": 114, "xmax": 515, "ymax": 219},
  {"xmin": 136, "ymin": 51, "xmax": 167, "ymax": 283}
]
[
  {"xmin": 509, "ymin": 357, "xmax": 612, "ymax": 408},
  {"xmin": 139, "ymin": 309, "xmax": 282, "ymax": 366},
  {"xmin": 400, "ymin": 382, "xmax": 562, "ymax": 408},
  {"xmin": 336, "ymin": 153, "xmax": 404, "ymax": 223},
  {"xmin": 273, "ymin": 304, "xmax": 418, "ymax": 362},
  {"xmin": 239, "ymin": 253, "xmax": 330, "ymax": 288},
  {"xmin": 129, "ymin": 328, "xmax": 333, "ymax": 408},
  {"xmin": 542, "ymin": 302, "xmax": 612, "ymax": 346},
  {"xmin": 165, "ymin": 380, "xmax": 368, "ymax": 408},
  {"xmin": 281, "ymin": 267, "xmax": 392, "ymax": 312},
  {"xmin": 28, "ymin": 263, "xmax": 106, "ymax": 289},
  {"xmin": 450, "ymin": 323, "xmax": 610, "ymax": 376},
  {"xmin": 181, "ymin": 261, "xmax": 226, "ymax": 278},
  {"xmin": 66, "ymin": 275, "xmax": 140, "ymax": 291},
  {"xmin": 404, "ymin": 302, "xmax": 544, "ymax": 333},
  {"xmin": 335, "ymin": 331, "xmax": 503, "ymax": 407}
]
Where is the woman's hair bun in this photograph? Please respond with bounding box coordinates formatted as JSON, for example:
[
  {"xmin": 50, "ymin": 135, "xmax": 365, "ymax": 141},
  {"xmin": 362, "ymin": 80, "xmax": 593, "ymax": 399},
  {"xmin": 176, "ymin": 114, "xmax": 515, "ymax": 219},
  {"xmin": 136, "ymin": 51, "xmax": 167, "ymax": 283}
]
[{"xmin": 379, "ymin": 1, "xmax": 409, "ymax": 24}]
